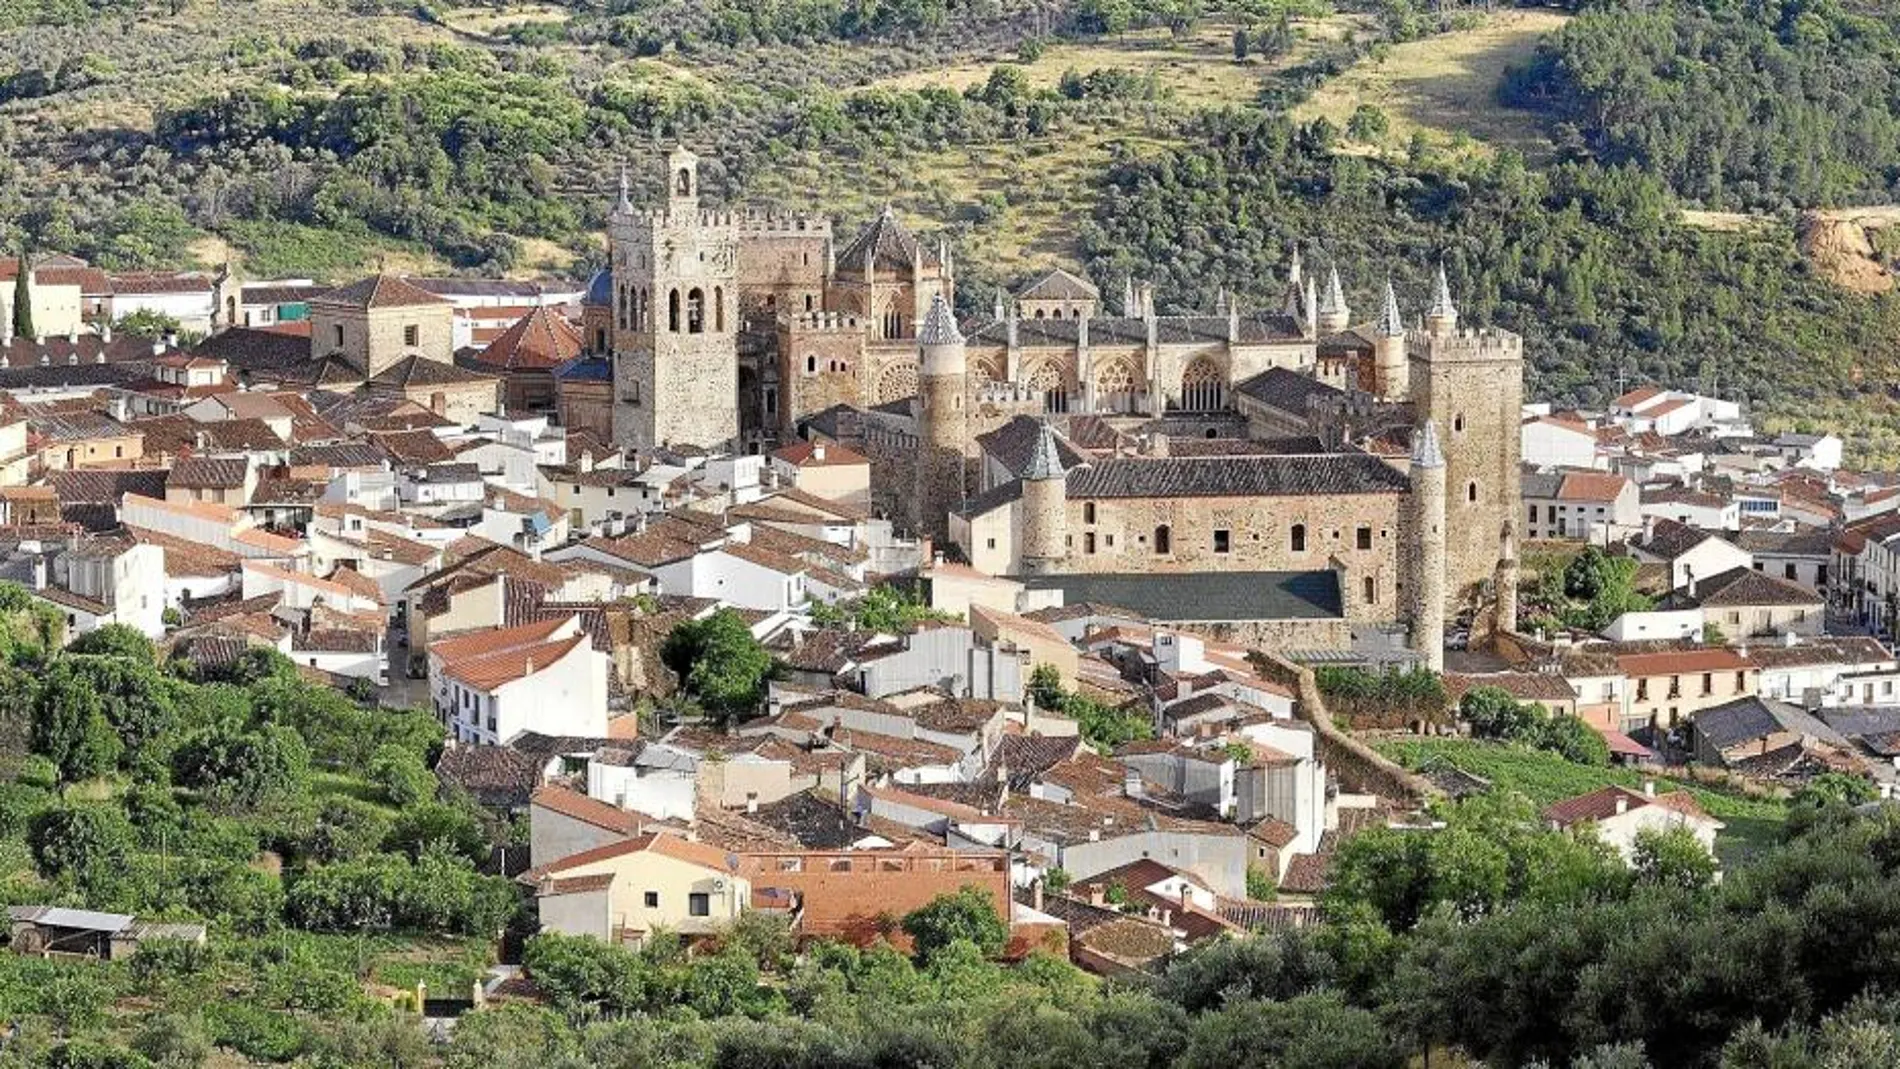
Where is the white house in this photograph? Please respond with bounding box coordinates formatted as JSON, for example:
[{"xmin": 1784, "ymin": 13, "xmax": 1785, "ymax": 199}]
[
  {"xmin": 1639, "ymin": 486, "xmax": 1740, "ymax": 531},
  {"xmin": 7, "ymin": 534, "xmax": 167, "ymax": 639},
  {"xmin": 1601, "ymin": 606, "xmax": 1705, "ymax": 643},
  {"xmin": 1629, "ymin": 517, "xmax": 1753, "ymax": 590},
  {"xmin": 428, "ymin": 615, "xmax": 610, "ymax": 745},
  {"xmin": 1521, "ymin": 415, "xmax": 1601, "ymax": 471},
  {"xmin": 1541, "ymin": 783, "xmax": 1722, "ymax": 866},
  {"xmin": 1775, "ymin": 432, "xmax": 1843, "ymax": 472}
]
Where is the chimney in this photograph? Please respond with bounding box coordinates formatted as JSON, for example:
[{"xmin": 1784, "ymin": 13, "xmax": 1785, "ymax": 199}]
[
  {"xmin": 1031, "ymin": 877, "xmax": 1043, "ymax": 912},
  {"xmin": 1642, "ymin": 780, "xmax": 1655, "ymax": 798},
  {"xmin": 578, "ymin": 450, "xmax": 594, "ymax": 474},
  {"xmin": 1087, "ymin": 885, "xmax": 1105, "ymax": 906},
  {"xmin": 1685, "ymin": 565, "xmax": 1696, "ymax": 598},
  {"xmin": 1161, "ymin": 907, "xmax": 1172, "ymax": 927},
  {"xmin": 30, "ymin": 556, "xmax": 46, "ymax": 591},
  {"xmin": 746, "ymin": 796, "xmax": 758, "ymax": 815},
  {"xmin": 100, "ymin": 322, "xmax": 111, "ymax": 343},
  {"xmin": 1124, "ymin": 767, "xmax": 1144, "ymax": 798},
  {"xmin": 151, "ymin": 338, "xmax": 164, "ymax": 357},
  {"xmin": 813, "ymin": 442, "xmax": 826, "ymax": 462},
  {"xmin": 1614, "ymin": 795, "xmax": 1629, "ymax": 816}
]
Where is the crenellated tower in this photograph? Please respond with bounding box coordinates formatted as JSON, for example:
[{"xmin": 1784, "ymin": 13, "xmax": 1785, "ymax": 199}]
[
  {"xmin": 610, "ymin": 147, "xmax": 740, "ymax": 452},
  {"xmin": 1407, "ymin": 263, "xmax": 1523, "ymax": 599}
]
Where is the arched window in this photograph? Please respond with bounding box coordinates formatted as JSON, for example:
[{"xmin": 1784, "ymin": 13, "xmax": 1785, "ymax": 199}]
[
  {"xmin": 1467, "ymin": 481, "xmax": 1479, "ymax": 503},
  {"xmin": 617, "ymin": 285, "xmax": 628, "ymax": 330},
  {"xmin": 806, "ymin": 355, "xmax": 817, "ymax": 374},
  {"xmin": 1154, "ymin": 525, "xmax": 1172, "ymax": 554},
  {"xmin": 687, "ymin": 288, "xmax": 705, "ymax": 333},
  {"xmin": 1094, "ymin": 360, "xmax": 1137, "ymax": 414},
  {"xmin": 714, "ymin": 287, "xmax": 725, "ymax": 332},
  {"xmin": 637, "ymin": 288, "xmax": 648, "ymax": 330},
  {"xmin": 1291, "ymin": 523, "xmax": 1307, "ymax": 552},
  {"xmin": 676, "ymin": 167, "xmax": 693, "ymax": 196},
  {"xmin": 594, "ymin": 328, "xmax": 606, "ymax": 351},
  {"xmin": 805, "ymin": 294, "xmax": 814, "ymax": 312},
  {"xmin": 1180, "ymin": 358, "xmax": 1224, "ymax": 412},
  {"xmin": 1083, "ymin": 502, "xmax": 1096, "ymax": 525},
  {"xmin": 1453, "ymin": 413, "xmax": 1465, "ymax": 433},
  {"xmin": 1052, "ymin": 308, "xmax": 1064, "ymax": 319},
  {"xmin": 668, "ymin": 289, "xmax": 681, "ymax": 333},
  {"xmin": 1028, "ymin": 362, "xmax": 1067, "ymax": 414}
]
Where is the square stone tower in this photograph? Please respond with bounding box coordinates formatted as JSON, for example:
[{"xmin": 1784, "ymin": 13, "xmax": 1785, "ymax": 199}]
[
  {"xmin": 610, "ymin": 148, "xmax": 740, "ymax": 452},
  {"xmin": 1407, "ymin": 267, "xmax": 1523, "ymax": 601}
]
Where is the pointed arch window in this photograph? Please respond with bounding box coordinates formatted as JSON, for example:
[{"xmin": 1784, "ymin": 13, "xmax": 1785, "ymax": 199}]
[
  {"xmin": 687, "ymin": 288, "xmax": 705, "ymax": 334},
  {"xmin": 714, "ymin": 287, "xmax": 725, "ymax": 332},
  {"xmin": 1180, "ymin": 358, "xmax": 1224, "ymax": 412},
  {"xmin": 668, "ymin": 290, "xmax": 681, "ymax": 333},
  {"xmin": 1291, "ymin": 523, "xmax": 1307, "ymax": 553},
  {"xmin": 1028, "ymin": 362, "xmax": 1067, "ymax": 414},
  {"xmin": 1154, "ymin": 525, "xmax": 1172, "ymax": 555}
]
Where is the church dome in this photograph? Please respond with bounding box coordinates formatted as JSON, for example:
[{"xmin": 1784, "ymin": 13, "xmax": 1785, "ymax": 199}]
[{"xmin": 583, "ymin": 267, "xmax": 613, "ymax": 308}]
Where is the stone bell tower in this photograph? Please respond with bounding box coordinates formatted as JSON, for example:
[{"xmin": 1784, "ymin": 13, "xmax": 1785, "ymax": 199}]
[{"xmin": 610, "ymin": 148, "xmax": 740, "ymax": 452}]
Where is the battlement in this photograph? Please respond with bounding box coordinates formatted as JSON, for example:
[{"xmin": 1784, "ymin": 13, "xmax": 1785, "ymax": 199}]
[
  {"xmin": 627, "ymin": 207, "xmax": 744, "ymax": 231},
  {"xmin": 976, "ymin": 380, "xmax": 1041, "ymax": 406},
  {"xmin": 783, "ymin": 311, "xmax": 863, "ymax": 333},
  {"xmin": 1408, "ymin": 326, "xmax": 1523, "ymax": 363},
  {"xmin": 737, "ymin": 208, "xmax": 832, "ymax": 236}
]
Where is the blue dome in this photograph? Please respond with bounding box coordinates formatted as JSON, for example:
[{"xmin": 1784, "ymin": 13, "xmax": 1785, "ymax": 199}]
[{"xmin": 583, "ymin": 267, "xmax": 613, "ymax": 308}]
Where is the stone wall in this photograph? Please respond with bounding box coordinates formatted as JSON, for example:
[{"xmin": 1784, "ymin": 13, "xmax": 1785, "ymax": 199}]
[
  {"xmin": 776, "ymin": 316, "xmax": 868, "ymax": 436},
  {"xmin": 1251, "ymin": 651, "xmax": 1440, "ymax": 804},
  {"xmin": 1163, "ymin": 616, "xmax": 1353, "ymax": 651},
  {"xmin": 1054, "ymin": 490, "xmax": 1407, "ymax": 624},
  {"xmin": 1409, "ymin": 329, "xmax": 1523, "ymax": 598}
]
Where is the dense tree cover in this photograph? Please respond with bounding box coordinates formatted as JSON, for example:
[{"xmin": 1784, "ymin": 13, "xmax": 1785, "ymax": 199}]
[
  {"xmin": 1502, "ymin": 0, "xmax": 1900, "ymax": 209},
  {"xmin": 662, "ymin": 608, "xmax": 776, "ymax": 722},
  {"xmin": 807, "ymin": 583, "xmax": 958, "ymax": 631},
  {"xmin": 1029, "ymin": 662, "xmax": 1154, "ymax": 750},
  {"xmin": 1460, "ymin": 685, "xmax": 1611, "ymax": 765},
  {"xmin": 1082, "ymin": 109, "xmax": 1900, "ymax": 418},
  {"xmin": 1313, "ymin": 665, "xmax": 1447, "ymax": 725}
]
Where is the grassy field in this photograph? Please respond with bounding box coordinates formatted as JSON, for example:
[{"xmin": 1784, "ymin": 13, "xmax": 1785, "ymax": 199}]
[
  {"xmin": 1375, "ymin": 737, "xmax": 1788, "ymax": 867},
  {"xmin": 869, "ymin": 20, "xmax": 1345, "ymax": 105},
  {"xmin": 437, "ymin": 2, "xmax": 570, "ymax": 38},
  {"xmin": 1294, "ymin": 9, "xmax": 1570, "ymax": 161}
]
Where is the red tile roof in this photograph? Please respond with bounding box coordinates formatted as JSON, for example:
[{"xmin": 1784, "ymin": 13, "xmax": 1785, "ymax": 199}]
[
  {"xmin": 471, "ymin": 307, "xmax": 584, "ymax": 372},
  {"xmin": 1541, "ymin": 785, "xmax": 1716, "ymax": 827},
  {"xmin": 529, "ymin": 784, "xmax": 641, "ymax": 836}
]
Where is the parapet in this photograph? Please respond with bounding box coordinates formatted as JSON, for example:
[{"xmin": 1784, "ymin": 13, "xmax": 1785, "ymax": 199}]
[{"xmin": 783, "ymin": 311, "xmax": 863, "ymax": 333}]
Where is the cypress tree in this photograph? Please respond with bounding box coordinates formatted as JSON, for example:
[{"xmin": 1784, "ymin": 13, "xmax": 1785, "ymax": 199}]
[{"xmin": 10, "ymin": 249, "xmax": 32, "ymax": 340}]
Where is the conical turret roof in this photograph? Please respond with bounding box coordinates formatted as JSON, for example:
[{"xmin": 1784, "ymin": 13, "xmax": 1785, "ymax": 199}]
[
  {"xmin": 918, "ymin": 293, "xmax": 963, "ymax": 346},
  {"xmin": 1379, "ymin": 280, "xmax": 1404, "ymax": 336},
  {"xmin": 1320, "ymin": 266, "xmax": 1347, "ymax": 315},
  {"xmin": 1412, "ymin": 419, "xmax": 1446, "ymax": 470},
  {"xmin": 1023, "ymin": 421, "xmax": 1066, "ymax": 481},
  {"xmin": 1429, "ymin": 262, "xmax": 1457, "ymax": 320}
]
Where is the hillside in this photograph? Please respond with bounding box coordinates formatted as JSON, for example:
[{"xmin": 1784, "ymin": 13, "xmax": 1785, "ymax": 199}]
[{"xmin": 6, "ymin": 0, "xmax": 1900, "ymax": 455}]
